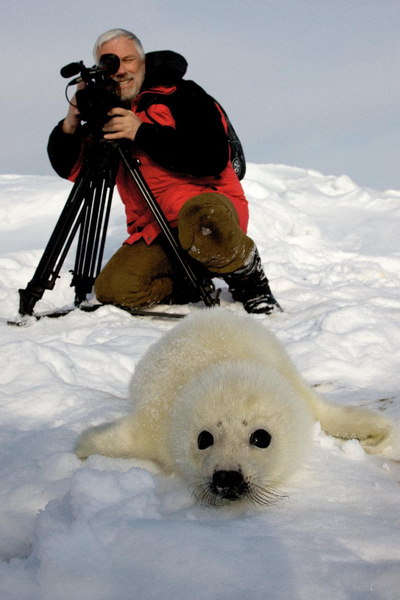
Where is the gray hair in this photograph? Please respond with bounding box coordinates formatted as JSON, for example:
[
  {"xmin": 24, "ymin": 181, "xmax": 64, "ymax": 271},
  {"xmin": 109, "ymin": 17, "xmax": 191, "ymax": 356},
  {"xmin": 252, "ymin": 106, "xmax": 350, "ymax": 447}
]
[{"xmin": 93, "ymin": 29, "xmax": 145, "ymax": 62}]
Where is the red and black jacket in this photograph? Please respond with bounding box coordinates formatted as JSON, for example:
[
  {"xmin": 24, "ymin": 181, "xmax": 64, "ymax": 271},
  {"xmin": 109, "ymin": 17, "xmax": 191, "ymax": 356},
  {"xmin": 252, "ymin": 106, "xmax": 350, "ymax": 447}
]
[{"xmin": 47, "ymin": 51, "xmax": 249, "ymax": 245}]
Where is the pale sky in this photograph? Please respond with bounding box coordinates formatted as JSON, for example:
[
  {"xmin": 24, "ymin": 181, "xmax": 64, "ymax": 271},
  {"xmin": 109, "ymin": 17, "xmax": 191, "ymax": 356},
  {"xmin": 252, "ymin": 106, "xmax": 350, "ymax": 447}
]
[{"xmin": 3, "ymin": 0, "xmax": 400, "ymax": 190}]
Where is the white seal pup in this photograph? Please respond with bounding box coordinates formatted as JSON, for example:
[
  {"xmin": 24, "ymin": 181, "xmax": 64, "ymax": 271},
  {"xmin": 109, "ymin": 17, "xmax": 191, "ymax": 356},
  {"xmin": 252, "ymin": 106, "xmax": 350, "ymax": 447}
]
[{"xmin": 76, "ymin": 309, "xmax": 395, "ymax": 506}]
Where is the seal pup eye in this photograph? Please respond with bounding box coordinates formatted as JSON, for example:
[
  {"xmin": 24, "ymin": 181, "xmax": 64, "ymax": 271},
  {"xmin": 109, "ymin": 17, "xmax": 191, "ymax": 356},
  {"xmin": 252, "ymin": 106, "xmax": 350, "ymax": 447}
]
[
  {"xmin": 250, "ymin": 429, "xmax": 271, "ymax": 448},
  {"xmin": 198, "ymin": 431, "xmax": 214, "ymax": 450}
]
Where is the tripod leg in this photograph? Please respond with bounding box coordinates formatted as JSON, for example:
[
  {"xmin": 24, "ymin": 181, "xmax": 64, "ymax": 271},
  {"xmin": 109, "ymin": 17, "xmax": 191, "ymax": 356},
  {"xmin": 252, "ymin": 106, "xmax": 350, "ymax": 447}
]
[
  {"xmin": 72, "ymin": 176, "xmax": 114, "ymax": 305},
  {"xmin": 18, "ymin": 145, "xmax": 118, "ymax": 316},
  {"xmin": 18, "ymin": 137, "xmax": 121, "ymax": 317},
  {"xmin": 18, "ymin": 165, "xmax": 98, "ymax": 315}
]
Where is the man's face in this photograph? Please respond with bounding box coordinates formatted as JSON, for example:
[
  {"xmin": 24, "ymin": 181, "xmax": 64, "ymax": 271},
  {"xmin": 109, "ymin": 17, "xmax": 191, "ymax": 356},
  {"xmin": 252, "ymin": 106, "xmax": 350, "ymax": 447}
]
[{"xmin": 97, "ymin": 36, "xmax": 146, "ymax": 102}]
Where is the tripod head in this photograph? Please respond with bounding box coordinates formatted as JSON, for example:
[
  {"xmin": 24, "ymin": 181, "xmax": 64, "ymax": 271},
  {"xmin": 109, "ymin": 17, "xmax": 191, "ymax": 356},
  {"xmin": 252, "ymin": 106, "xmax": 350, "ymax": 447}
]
[{"xmin": 61, "ymin": 53, "xmax": 122, "ymax": 133}]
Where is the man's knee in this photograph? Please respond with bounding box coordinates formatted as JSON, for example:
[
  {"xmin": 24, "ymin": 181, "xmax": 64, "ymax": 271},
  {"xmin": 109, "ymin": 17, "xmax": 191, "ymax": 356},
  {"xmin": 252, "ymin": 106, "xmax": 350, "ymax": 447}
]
[
  {"xmin": 94, "ymin": 242, "xmax": 174, "ymax": 307},
  {"xmin": 94, "ymin": 265, "xmax": 134, "ymax": 305},
  {"xmin": 94, "ymin": 244, "xmax": 134, "ymax": 304},
  {"xmin": 178, "ymin": 193, "xmax": 254, "ymax": 273},
  {"xmin": 178, "ymin": 193, "xmax": 239, "ymax": 246}
]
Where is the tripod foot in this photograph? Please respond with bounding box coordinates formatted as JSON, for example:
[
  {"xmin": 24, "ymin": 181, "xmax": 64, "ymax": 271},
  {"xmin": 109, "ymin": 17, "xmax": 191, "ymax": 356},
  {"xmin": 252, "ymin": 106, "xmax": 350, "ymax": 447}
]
[{"xmin": 18, "ymin": 285, "xmax": 45, "ymax": 317}]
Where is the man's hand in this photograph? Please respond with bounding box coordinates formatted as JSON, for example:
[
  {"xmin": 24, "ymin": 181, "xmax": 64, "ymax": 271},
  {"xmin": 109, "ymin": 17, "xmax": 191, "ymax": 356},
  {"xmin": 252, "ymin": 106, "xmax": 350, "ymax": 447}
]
[
  {"xmin": 102, "ymin": 107, "xmax": 143, "ymax": 142},
  {"xmin": 61, "ymin": 81, "xmax": 85, "ymax": 135}
]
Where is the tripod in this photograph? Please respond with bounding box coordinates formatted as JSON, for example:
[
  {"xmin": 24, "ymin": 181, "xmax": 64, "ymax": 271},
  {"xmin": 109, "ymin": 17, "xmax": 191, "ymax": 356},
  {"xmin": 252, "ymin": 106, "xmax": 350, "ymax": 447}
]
[{"xmin": 18, "ymin": 139, "xmax": 219, "ymax": 318}]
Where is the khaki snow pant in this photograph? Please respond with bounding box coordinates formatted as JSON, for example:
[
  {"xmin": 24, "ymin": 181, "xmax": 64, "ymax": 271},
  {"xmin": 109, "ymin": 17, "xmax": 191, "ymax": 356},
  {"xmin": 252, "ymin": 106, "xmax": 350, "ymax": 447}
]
[{"xmin": 94, "ymin": 192, "xmax": 255, "ymax": 308}]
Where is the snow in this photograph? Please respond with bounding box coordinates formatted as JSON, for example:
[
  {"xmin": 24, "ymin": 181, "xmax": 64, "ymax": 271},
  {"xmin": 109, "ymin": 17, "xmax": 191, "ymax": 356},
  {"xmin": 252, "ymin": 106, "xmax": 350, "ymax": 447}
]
[{"xmin": 1, "ymin": 164, "xmax": 400, "ymax": 599}]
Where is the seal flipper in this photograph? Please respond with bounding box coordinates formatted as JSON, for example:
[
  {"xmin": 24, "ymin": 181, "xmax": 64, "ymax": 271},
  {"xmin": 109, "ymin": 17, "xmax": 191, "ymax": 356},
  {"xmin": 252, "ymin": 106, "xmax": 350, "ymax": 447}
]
[
  {"xmin": 278, "ymin": 366, "xmax": 395, "ymax": 454},
  {"xmin": 310, "ymin": 395, "xmax": 395, "ymax": 453},
  {"xmin": 76, "ymin": 415, "xmax": 145, "ymax": 460}
]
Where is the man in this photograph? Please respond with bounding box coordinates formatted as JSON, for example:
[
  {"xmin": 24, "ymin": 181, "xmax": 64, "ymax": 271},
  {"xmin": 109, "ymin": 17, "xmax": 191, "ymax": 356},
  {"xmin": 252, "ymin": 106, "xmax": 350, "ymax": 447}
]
[{"xmin": 48, "ymin": 28, "xmax": 281, "ymax": 314}]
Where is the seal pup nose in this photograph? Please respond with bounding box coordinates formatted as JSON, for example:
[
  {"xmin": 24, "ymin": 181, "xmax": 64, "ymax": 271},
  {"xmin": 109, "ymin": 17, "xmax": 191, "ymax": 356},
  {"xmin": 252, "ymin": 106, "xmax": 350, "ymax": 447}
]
[
  {"xmin": 213, "ymin": 470, "xmax": 243, "ymax": 488},
  {"xmin": 212, "ymin": 470, "xmax": 246, "ymax": 500}
]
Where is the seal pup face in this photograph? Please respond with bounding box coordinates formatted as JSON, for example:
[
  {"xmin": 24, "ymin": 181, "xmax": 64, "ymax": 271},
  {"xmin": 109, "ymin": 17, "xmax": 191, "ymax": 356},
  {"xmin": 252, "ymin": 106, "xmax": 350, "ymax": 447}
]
[
  {"xmin": 170, "ymin": 360, "xmax": 314, "ymax": 507},
  {"xmin": 196, "ymin": 426, "xmax": 277, "ymax": 505}
]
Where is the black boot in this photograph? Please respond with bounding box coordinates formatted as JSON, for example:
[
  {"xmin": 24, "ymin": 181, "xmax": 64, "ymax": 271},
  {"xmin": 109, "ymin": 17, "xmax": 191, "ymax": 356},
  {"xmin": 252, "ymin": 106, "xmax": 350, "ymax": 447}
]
[
  {"xmin": 165, "ymin": 274, "xmax": 215, "ymax": 305},
  {"xmin": 224, "ymin": 248, "xmax": 282, "ymax": 315}
]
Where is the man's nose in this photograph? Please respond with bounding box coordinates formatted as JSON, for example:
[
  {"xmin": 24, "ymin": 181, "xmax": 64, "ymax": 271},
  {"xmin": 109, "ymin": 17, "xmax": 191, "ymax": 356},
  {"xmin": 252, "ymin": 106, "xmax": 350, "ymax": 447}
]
[{"xmin": 114, "ymin": 63, "xmax": 127, "ymax": 78}]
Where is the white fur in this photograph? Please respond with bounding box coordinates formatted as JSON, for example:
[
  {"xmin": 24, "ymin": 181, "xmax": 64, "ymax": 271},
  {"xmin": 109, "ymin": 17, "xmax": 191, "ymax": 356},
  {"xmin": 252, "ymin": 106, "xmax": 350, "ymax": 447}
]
[{"xmin": 76, "ymin": 309, "xmax": 395, "ymax": 505}]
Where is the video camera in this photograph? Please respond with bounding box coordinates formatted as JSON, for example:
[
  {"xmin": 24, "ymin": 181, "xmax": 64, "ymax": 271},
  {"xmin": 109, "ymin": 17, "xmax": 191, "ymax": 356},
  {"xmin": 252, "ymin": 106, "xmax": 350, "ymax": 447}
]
[{"xmin": 61, "ymin": 53, "xmax": 121, "ymax": 131}]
